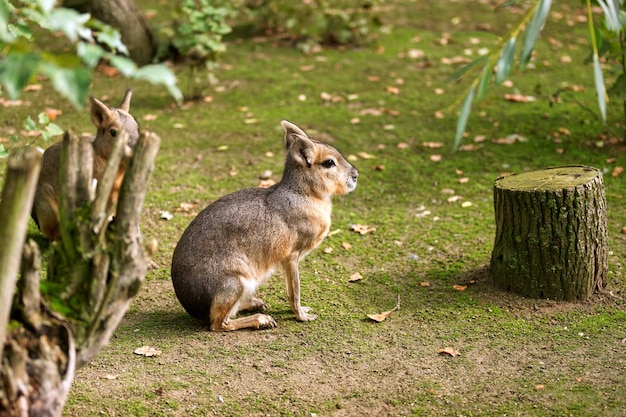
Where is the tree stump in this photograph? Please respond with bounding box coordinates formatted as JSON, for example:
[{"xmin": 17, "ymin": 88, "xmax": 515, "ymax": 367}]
[{"xmin": 490, "ymin": 165, "xmax": 608, "ymax": 301}]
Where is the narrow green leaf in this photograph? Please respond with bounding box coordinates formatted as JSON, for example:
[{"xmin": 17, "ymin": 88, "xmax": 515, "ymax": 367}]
[
  {"xmin": 596, "ymin": 0, "xmax": 620, "ymax": 32},
  {"xmin": 475, "ymin": 63, "xmax": 492, "ymax": 102},
  {"xmin": 495, "ymin": 37, "xmax": 516, "ymax": 85},
  {"xmin": 447, "ymin": 56, "xmax": 488, "ymax": 83},
  {"xmin": 592, "ymin": 53, "xmax": 607, "ymax": 121},
  {"xmin": 0, "ymin": 144, "xmax": 8, "ymax": 159},
  {"xmin": 454, "ymin": 86, "xmax": 476, "ymax": 151},
  {"xmin": 519, "ymin": 0, "xmax": 552, "ymax": 69},
  {"xmin": 607, "ymin": 72, "xmax": 626, "ymax": 100}
]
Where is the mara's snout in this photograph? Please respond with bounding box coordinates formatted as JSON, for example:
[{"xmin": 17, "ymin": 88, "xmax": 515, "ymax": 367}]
[{"xmin": 346, "ymin": 166, "xmax": 359, "ymax": 193}]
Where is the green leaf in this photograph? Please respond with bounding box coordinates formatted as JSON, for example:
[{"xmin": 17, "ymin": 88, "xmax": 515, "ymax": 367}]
[
  {"xmin": 592, "ymin": 53, "xmax": 607, "ymax": 121},
  {"xmin": 46, "ymin": 8, "xmax": 90, "ymax": 43},
  {"xmin": 0, "ymin": 144, "xmax": 8, "ymax": 159},
  {"xmin": 454, "ymin": 86, "xmax": 475, "ymax": 151},
  {"xmin": 475, "ymin": 62, "xmax": 492, "ymax": 102},
  {"xmin": 41, "ymin": 122, "xmax": 63, "ymax": 141},
  {"xmin": 77, "ymin": 42, "xmax": 105, "ymax": 68},
  {"xmin": 134, "ymin": 64, "xmax": 183, "ymax": 104},
  {"xmin": 46, "ymin": 122, "xmax": 63, "ymax": 137},
  {"xmin": 107, "ymin": 55, "xmax": 137, "ymax": 77},
  {"xmin": 596, "ymin": 0, "xmax": 620, "ymax": 32},
  {"xmin": 448, "ymin": 56, "xmax": 488, "ymax": 83},
  {"xmin": 36, "ymin": 0, "xmax": 57, "ymax": 13},
  {"xmin": 519, "ymin": 0, "xmax": 552, "ymax": 69},
  {"xmin": 0, "ymin": 0, "xmax": 13, "ymax": 42},
  {"xmin": 24, "ymin": 116, "xmax": 37, "ymax": 131},
  {"xmin": 39, "ymin": 63, "xmax": 92, "ymax": 108},
  {"xmin": 0, "ymin": 52, "xmax": 39, "ymax": 99},
  {"xmin": 37, "ymin": 112, "xmax": 50, "ymax": 124},
  {"xmin": 608, "ymin": 72, "xmax": 626, "ymax": 100},
  {"xmin": 495, "ymin": 37, "xmax": 516, "ymax": 85}
]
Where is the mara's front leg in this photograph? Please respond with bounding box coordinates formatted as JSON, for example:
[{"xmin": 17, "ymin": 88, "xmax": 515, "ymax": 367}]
[{"xmin": 282, "ymin": 255, "xmax": 317, "ymax": 322}]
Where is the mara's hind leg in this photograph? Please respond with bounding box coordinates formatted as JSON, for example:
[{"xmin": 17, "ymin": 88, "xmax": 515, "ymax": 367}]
[{"xmin": 209, "ymin": 278, "xmax": 276, "ymax": 332}]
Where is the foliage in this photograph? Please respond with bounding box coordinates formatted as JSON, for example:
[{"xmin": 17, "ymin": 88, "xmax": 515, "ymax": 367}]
[
  {"xmin": 160, "ymin": 0, "xmax": 240, "ymax": 99},
  {"xmin": 245, "ymin": 0, "xmax": 385, "ymax": 52},
  {"xmin": 0, "ymin": 0, "xmax": 182, "ymax": 110},
  {"xmin": 450, "ymin": 0, "xmax": 626, "ymax": 149}
]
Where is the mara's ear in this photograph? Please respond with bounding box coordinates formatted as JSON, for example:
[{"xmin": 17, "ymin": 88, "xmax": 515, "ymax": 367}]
[
  {"xmin": 281, "ymin": 120, "xmax": 309, "ymax": 149},
  {"xmin": 90, "ymin": 96, "xmax": 114, "ymax": 129},
  {"xmin": 118, "ymin": 88, "xmax": 133, "ymax": 112},
  {"xmin": 288, "ymin": 134, "xmax": 316, "ymax": 168}
]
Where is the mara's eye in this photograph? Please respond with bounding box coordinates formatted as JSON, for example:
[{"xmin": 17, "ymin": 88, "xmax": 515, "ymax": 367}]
[
  {"xmin": 109, "ymin": 128, "xmax": 118, "ymax": 137},
  {"xmin": 322, "ymin": 159, "xmax": 336, "ymax": 168}
]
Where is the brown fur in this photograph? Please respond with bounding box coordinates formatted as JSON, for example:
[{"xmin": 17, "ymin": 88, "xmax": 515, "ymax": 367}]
[
  {"xmin": 31, "ymin": 90, "xmax": 140, "ymax": 240},
  {"xmin": 171, "ymin": 121, "xmax": 359, "ymax": 331}
]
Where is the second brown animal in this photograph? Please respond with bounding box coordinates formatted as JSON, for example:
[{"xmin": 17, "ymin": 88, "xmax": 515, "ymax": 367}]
[{"xmin": 32, "ymin": 90, "xmax": 140, "ymax": 240}]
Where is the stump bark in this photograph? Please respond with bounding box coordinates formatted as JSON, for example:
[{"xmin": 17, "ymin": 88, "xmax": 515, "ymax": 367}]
[{"xmin": 490, "ymin": 165, "xmax": 608, "ymax": 301}]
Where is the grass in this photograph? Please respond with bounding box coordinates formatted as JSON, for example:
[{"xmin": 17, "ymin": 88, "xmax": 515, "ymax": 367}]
[{"xmin": 1, "ymin": 0, "xmax": 626, "ymax": 416}]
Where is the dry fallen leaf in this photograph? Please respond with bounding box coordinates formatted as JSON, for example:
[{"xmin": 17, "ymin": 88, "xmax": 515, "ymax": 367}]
[
  {"xmin": 535, "ymin": 384, "xmax": 545, "ymax": 391},
  {"xmin": 504, "ymin": 93, "xmax": 536, "ymax": 103},
  {"xmin": 323, "ymin": 247, "xmax": 333, "ymax": 254},
  {"xmin": 419, "ymin": 282, "xmax": 431, "ymax": 287},
  {"xmin": 350, "ymin": 224, "xmax": 376, "ymax": 235},
  {"xmin": 357, "ymin": 151, "xmax": 376, "ymax": 159},
  {"xmin": 23, "ymin": 84, "xmax": 42, "ymax": 92},
  {"xmin": 176, "ymin": 202, "xmax": 198, "ymax": 212},
  {"xmin": 258, "ymin": 179, "xmax": 275, "ymax": 188},
  {"xmin": 348, "ymin": 272, "xmax": 363, "ymax": 282},
  {"xmin": 44, "ymin": 108, "xmax": 62, "ymax": 121},
  {"xmin": 453, "ymin": 284, "xmax": 467, "ymax": 291},
  {"xmin": 422, "ymin": 141, "xmax": 444, "ymax": 148},
  {"xmin": 101, "ymin": 374, "xmax": 119, "ymax": 380},
  {"xmin": 367, "ymin": 295, "xmax": 400, "ymax": 322},
  {"xmin": 430, "ymin": 154, "xmax": 442, "ymax": 162},
  {"xmin": 612, "ymin": 166, "xmax": 624, "ymax": 178},
  {"xmin": 134, "ymin": 346, "xmax": 162, "ymax": 357},
  {"xmin": 438, "ymin": 347, "xmax": 461, "ymax": 357},
  {"xmin": 620, "ymin": 226, "xmax": 626, "ymax": 235},
  {"xmin": 341, "ymin": 242, "xmax": 352, "ymax": 250}
]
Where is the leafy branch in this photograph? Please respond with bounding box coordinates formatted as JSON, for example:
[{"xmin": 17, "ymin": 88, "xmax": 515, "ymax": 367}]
[{"xmin": 450, "ymin": 0, "xmax": 624, "ymax": 149}]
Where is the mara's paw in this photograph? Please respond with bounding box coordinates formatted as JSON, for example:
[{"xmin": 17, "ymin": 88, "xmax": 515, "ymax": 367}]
[
  {"xmin": 258, "ymin": 314, "xmax": 277, "ymax": 329},
  {"xmin": 296, "ymin": 307, "xmax": 318, "ymax": 322}
]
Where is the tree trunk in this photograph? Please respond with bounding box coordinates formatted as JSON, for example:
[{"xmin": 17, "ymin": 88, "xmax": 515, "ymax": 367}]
[
  {"xmin": 490, "ymin": 165, "xmax": 608, "ymax": 301},
  {"xmin": 0, "ymin": 130, "xmax": 160, "ymax": 416},
  {"xmin": 63, "ymin": 0, "xmax": 157, "ymax": 66}
]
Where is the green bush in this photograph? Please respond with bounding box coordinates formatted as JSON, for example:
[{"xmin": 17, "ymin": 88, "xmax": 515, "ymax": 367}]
[
  {"xmin": 246, "ymin": 0, "xmax": 385, "ymax": 52},
  {"xmin": 162, "ymin": 0, "xmax": 241, "ymax": 99}
]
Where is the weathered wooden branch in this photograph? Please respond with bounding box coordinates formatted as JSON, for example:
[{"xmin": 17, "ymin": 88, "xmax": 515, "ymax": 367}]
[
  {"xmin": 0, "ymin": 148, "xmax": 42, "ymax": 361},
  {"xmin": 1, "ymin": 129, "xmax": 160, "ymax": 415}
]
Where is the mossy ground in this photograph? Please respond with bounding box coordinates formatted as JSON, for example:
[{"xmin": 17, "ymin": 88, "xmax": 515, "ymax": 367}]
[{"xmin": 1, "ymin": 1, "xmax": 626, "ymax": 416}]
